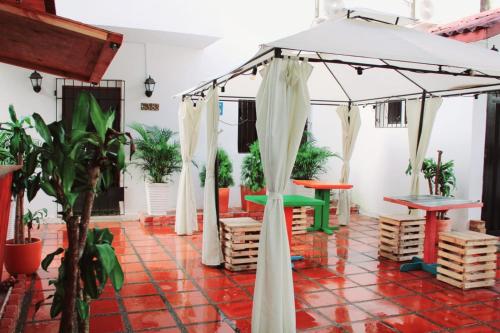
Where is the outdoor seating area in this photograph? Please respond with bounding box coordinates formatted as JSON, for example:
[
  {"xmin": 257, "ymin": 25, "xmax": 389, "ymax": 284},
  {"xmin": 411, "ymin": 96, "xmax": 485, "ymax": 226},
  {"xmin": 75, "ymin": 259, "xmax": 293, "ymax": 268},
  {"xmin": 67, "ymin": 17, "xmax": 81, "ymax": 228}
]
[{"xmin": 1, "ymin": 1, "xmax": 500, "ymax": 333}]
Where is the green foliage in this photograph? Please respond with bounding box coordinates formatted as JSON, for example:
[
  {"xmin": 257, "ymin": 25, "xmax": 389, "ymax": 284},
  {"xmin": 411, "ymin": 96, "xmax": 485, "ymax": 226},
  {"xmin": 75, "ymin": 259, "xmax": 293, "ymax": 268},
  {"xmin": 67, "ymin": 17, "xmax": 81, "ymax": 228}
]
[
  {"xmin": 199, "ymin": 148, "xmax": 235, "ymax": 188},
  {"xmin": 129, "ymin": 123, "xmax": 182, "ymax": 183},
  {"xmin": 0, "ymin": 130, "xmax": 14, "ymax": 165},
  {"xmin": 291, "ymin": 133, "xmax": 341, "ymax": 180},
  {"xmin": 41, "ymin": 228, "xmax": 124, "ymax": 321},
  {"xmin": 405, "ymin": 157, "xmax": 456, "ymax": 197},
  {"xmin": 23, "ymin": 208, "xmax": 47, "ymax": 231},
  {"xmin": 241, "ymin": 141, "xmax": 265, "ymax": 192}
]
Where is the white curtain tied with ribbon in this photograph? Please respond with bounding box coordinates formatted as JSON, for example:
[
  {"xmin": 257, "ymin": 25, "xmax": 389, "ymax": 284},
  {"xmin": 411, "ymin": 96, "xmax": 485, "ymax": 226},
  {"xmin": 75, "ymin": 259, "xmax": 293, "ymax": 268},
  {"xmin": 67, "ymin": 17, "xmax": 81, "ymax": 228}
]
[
  {"xmin": 202, "ymin": 87, "xmax": 224, "ymax": 265},
  {"xmin": 406, "ymin": 97, "xmax": 443, "ymax": 196},
  {"xmin": 336, "ymin": 105, "xmax": 361, "ymax": 225},
  {"xmin": 175, "ymin": 99, "xmax": 202, "ymax": 235},
  {"xmin": 252, "ymin": 57, "xmax": 313, "ymax": 333}
]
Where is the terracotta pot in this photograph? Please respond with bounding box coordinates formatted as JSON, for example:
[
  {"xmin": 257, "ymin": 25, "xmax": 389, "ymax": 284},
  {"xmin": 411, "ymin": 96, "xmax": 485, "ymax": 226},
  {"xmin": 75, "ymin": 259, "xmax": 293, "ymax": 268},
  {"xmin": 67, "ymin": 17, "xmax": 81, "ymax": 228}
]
[
  {"xmin": 240, "ymin": 186, "xmax": 266, "ymax": 212},
  {"xmin": 437, "ymin": 218, "xmax": 452, "ymax": 233},
  {"xmin": 219, "ymin": 188, "xmax": 230, "ymax": 214},
  {"xmin": 4, "ymin": 237, "xmax": 42, "ymax": 275}
]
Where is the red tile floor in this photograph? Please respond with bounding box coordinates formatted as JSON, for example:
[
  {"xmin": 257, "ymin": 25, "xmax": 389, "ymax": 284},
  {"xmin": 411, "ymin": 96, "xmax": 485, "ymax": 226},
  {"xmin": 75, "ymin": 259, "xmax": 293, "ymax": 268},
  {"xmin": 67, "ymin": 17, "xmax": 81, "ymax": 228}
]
[{"xmin": 16, "ymin": 215, "xmax": 500, "ymax": 333}]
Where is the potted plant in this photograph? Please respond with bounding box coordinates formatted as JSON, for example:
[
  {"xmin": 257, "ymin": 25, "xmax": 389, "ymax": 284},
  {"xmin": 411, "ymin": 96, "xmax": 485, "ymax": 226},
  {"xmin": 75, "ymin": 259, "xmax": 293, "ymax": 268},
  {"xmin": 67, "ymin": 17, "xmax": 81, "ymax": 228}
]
[
  {"xmin": 290, "ymin": 132, "xmax": 341, "ymax": 195},
  {"xmin": 0, "ymin": 106, "xmax": 42, "ymax": 275},
  {"xmin": 240, "ymin": 141, "xmax": 266, "ymax": 212},
  {"xmin": 130, "ymin": 123, "xmax": 182, "ymax": 215},
  {"xmin": 31, "ymin": 92, "xmax": 132, "ymax": 333},
  {"xmin": 405, "ymin": 152, "xmax": 456, "ymax": 231},
  {"xmin": 199, "ymin": 148, "xmax": 234, "ymax": 213},
  {"xmin": 4, "ymin": 208, "xmax": 47, "ymax": 275}
]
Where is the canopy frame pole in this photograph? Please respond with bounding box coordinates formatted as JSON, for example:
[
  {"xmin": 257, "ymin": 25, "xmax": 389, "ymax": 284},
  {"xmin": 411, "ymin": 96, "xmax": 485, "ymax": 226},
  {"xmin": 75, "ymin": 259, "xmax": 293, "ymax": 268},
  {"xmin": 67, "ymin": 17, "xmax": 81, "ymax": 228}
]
[
  {"xmin": 380, "ymin": 59, "xmax": 431, "ymax": 94},
  {"xmin": 416, "ymin": 90, "xmax": 427, "ymax": 153},
  {"xmin": 316, "ymin": 52, "xmax": 353, "ymax": 102}
]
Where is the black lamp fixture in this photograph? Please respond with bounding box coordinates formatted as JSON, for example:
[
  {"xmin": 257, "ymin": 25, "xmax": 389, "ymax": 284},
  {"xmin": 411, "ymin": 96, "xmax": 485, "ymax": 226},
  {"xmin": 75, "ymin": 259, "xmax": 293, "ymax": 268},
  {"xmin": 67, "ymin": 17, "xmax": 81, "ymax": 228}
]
[
  {"xmin": 29, "ymin": 71, "xmax": 43, "ymax": 93},
  {"xmin": 144, "ymin": 75, "xmax": 156, "ymax": 97}
]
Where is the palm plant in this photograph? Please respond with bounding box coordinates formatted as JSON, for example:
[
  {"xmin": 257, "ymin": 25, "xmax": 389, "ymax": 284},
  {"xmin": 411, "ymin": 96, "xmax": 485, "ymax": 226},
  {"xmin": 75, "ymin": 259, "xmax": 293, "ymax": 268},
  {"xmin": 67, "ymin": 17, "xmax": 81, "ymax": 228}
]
[
  {"xmin": 405, "ymin": 158, "xmax": 456, "ymax": 196},
  {"xmin": 23, "ymin": 208, "xmax": 47, "ymax": 243},
  {"xmin": 199, "ymin": 148, "xmax": 235, "ymax": 188},
  {"xmin": 241, "ymin": 141, "xmax": 265, "ymax": 192},
  {"xmin": 0, "ymin": 130, "xmax": 14, "ymax": 164},
  {"xmin": 32, "ymin": 92, "xmax": 133, "ymax": 333},
  {"xmin": 291, "ymin": 132, "xmax": 341, "ymax": 180},
  {"xmin": 0, "ymin": 106, "xmax": 40, "ymax": 244},
  {"xmin": 129, "ymin": 123, "xmax": 182, "ymax": 183}
]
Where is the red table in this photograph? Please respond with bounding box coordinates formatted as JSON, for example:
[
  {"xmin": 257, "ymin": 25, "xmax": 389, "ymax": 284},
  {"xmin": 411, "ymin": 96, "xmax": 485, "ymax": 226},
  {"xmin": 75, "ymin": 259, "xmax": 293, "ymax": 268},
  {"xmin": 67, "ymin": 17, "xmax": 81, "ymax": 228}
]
[
  {"xmin": 293, "ymin": 180, "xmax": 353, "ymax": 234},
  {"xmin": 0, "ymin": 166, "xmax": 21, "ymax": 280},
  {"xmin": 384, "ymin": 195, "xmax": 483, "ymax": 274}
]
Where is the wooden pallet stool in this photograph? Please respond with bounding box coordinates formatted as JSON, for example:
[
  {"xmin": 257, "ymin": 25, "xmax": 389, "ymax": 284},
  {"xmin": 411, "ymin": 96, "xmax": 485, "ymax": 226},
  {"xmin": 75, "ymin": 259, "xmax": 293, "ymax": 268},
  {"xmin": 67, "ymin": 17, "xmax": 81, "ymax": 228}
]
[
  {"xmin": 220, "ymin": 217, "xmax": 262, "ymax": 272},
  {"xmin": 469, "ymin": 220, "xmax": 486, "ymax": 233},
  {"xmin": 378, "ymin": 215, "xmax": 426, "ymax": 262},
  {"xmin": 292, "ymin": 207, "xmax": 309, "ymax": 235},
  {"xmin": 437, "ymin": 231, "xmax": 498, "ymax": 289}
]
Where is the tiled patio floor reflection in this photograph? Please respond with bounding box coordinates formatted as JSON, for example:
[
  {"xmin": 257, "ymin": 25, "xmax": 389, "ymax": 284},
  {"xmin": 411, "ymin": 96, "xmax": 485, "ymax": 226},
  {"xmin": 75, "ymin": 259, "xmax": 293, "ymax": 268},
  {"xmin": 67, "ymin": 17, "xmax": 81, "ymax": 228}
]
[{"xmin": 20, "ymin": 215, "xmax": 500, "ymax": 332}]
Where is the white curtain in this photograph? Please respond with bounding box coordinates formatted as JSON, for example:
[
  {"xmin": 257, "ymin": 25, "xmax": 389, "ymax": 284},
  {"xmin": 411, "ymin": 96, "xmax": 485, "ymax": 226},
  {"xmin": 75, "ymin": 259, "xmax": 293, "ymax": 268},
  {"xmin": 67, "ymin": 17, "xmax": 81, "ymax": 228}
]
[
  {"xmin": 202, "ymin": 87, "xmax": 224, "ymax": 265},
  {"xmin": 175, "ymin": 99, "xmax": 202, "ymax": 235},
  {"xmin": 252, "ymin": 58, "xmax": 313, "ymax": 333},
  {"xmin": 407, "ymin": 97, "xmax": 443, "ymax": 195},
  {"xmin": 336, "ymin": 105, "xmax": 361, "ymax": 225}
]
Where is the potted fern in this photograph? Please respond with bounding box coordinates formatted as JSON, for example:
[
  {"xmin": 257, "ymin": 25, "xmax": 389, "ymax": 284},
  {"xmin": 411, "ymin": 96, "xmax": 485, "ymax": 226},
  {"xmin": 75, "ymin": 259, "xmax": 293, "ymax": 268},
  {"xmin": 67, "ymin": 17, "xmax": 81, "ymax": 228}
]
[
  {"xmin": 130, "ymin": 123, "xmax": 182, "ymax": 215},
  {"xmin": 0, "ymin": 106, "xmax": 43, "ymax": 275},
  {"xmin": 199, "ymin": 148, "xmax": 234, "ymax": 213},
  {"xmin": 240, "ymin": 141, "xmax": 266, "ymax": 212}
]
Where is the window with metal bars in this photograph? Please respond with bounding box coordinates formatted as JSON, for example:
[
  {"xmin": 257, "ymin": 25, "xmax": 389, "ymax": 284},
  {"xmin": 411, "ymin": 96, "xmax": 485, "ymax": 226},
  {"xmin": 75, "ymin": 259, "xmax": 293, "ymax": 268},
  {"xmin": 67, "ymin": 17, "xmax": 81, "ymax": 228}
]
[{"xmin": 375, "ymin": 100, "xmax": 407, "ymax": 128}]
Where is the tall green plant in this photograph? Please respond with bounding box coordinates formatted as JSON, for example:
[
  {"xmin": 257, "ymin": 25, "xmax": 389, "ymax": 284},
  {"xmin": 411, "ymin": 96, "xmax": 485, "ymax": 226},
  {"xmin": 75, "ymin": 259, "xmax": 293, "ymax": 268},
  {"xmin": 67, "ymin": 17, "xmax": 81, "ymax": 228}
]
[
  {"xmin": 241, "ymin": 141, "xmax": 265, "ymax": 192},
  {"xmin": 0, "ymin": 106, "xmax": 40, "ymax": 244},
  {"xmin": 23, "ymin": 208, "xmax": 47, "ymax": 243},
  {"xmin": 0, "ymin": 130, "xmax": 13, "ymax": 165},
  {"xmin": 32, "ymin": 91, "xmax": 132, "ymax": 333},
  {"xmin": 129, "ymin": 123, "xmax": 182, "ymax": 183},
  {"xmin": 199, "ymin": 148, "xmax": 234, "ymax": 188},
  {"xmin": 405, "ymin": 158, "xmax": 456, "ymax": 196},
  {"xmin": 291, "ymin": 133, "xmax": 341, "ymax": 180}
]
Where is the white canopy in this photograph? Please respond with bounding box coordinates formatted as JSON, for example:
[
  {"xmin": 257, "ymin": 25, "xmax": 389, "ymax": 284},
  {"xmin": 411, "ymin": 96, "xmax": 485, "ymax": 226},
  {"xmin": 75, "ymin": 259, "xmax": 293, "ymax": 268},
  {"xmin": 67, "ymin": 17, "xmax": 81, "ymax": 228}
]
[{"xmin": 180, "ymin": 9, "xmax": 500, "ymax": 103}]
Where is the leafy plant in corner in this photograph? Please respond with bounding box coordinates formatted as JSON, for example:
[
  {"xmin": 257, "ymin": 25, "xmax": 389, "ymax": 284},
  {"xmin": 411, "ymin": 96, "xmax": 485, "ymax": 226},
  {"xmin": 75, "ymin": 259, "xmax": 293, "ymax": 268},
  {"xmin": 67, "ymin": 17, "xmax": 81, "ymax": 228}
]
[
  {"xmin": 291, "ymin": 132, "xmax": 341, "ymax": 180},
  {"xmin": 129, "ymin": 123, "xmax": 182, "ymax": 183},
  {"xmin": 241, "ymin": 141, "xmax": 265, "ymax": 192},
  {"xmin": 23, "ymin": 208, "xmax": 47, "ymax": 243},
  {"xmin": 199, "ymin": 148, "xmax": 235, "ymax": 188},
  {"xmin": 0, "ymin": 106, "xmax": 40, "ymax": 244},
  {"xmin": 32, "ymin": 91, "xmax": 133, "ymax": 333}
]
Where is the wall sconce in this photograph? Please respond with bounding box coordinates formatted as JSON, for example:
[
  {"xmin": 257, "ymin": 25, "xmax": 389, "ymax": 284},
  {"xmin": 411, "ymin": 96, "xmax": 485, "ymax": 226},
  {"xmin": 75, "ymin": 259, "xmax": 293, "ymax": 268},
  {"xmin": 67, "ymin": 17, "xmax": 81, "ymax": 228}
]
[
  {"xmin": 30, "ymin": 71, "xmax": 42, "ymax": 93},
  {"xmin": 144, "ymin": 75, "xmax": 156, "ymax": 97}
]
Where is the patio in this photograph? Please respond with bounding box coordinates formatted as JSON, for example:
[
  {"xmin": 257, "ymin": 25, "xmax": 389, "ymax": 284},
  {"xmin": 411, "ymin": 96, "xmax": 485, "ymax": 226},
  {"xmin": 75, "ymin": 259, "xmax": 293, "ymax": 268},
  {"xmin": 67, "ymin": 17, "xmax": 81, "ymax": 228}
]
[{"xmin": 17, "ymin": 214, "xmax": 500, "ymax": 333}]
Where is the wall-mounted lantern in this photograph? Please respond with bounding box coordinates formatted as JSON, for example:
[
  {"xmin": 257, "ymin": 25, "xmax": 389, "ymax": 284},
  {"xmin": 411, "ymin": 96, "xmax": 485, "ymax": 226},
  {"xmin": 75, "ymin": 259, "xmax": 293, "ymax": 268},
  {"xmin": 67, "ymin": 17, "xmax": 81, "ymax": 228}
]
[
  {"xmin": 144, "ymin": 75, "xmax": 156, "ymax": 97},
  {"xmin": 30, "ymin": 71, "xmax": 43, "ymax": 93}
]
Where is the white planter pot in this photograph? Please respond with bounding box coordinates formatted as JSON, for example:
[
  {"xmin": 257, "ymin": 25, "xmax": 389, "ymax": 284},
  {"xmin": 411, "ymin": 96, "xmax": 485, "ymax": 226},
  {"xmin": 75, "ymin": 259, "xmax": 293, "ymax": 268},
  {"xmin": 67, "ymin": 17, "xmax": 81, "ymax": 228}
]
[
  {"xmin": 145, "ymin": 183, "xmax": 169, "ymax": 215},
  {"xmin": 7, "ymin": 200, "xmax": 15, "ymax": 240}
]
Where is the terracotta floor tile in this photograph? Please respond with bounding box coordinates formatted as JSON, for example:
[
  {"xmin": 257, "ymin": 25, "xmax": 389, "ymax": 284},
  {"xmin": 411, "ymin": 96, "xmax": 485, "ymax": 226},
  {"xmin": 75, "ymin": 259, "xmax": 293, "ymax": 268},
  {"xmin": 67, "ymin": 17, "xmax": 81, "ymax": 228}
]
[
  {"xmin": 151, "ymin": 269, "xmax": 186, "ymax": 281},
  {"xmin": 366, "ymin": 283, "xmax": 415, "ymax": 297},
  {"xmin": 186, "ymin": 321, "xmax": 235, "ymax": 333},
  {"xmin": 158, "ymin": 280, "xmax": 197, "ymax": 293},
  {"xmin": 165, "ymin": 291, "xmax": 209, "ymax": 308},
  {"xmin": 124, "ymin": 271, "xmax": 151, "ymax": 284},
  {"xmin": 317, "ymin": 276, "xmax": 359, "ymax": 289},
  {"xmin": 454, "ymin": 303, "xmax": 500, "ymax": 322},
  {"xmin": 175, "ymin": 305, "xmax": 221, "ymax": 324},
  {"xmin": 347, "ymin": 273, "xmax": 386, "ymax": 286},
  {"xmin": 195, "ymin": 276, "xmax": 236, "ymax": 290},
  {"xmin": 318, "ymin": 304, "xmax": 372, "ymax": 323},
  {"xmin": 392, "ymin": 295, "xmax": 441, "ymax": 311},
  {"xmin": 300, "ymin": 267, "xmax": 339, "ymax": 279},
  {"xmin": 454, "ymin": 325, "xmax": 499, "ymax": 333},
  {"xmin": 426, "ymin": 290, "xmax": 475, "ymax": 306},
  {"xmin": 355, "ymin": 299, "xmax": 410, "ymax": 317},
  {"xmin": 332, "ymin": 287, "xmax": 382, "ymax": 303},
  {"xmin": 23, "ymin": 320, "xmax": 60, "ymax": 333},
  {"xmin": 296, "ymin": 309, "xmax": 332, "ymax": 330},
  {"xmin": 382, "ymin": 314, "xmax": 440, "ymax": 333},
  {"xmin": 230, "ymin": 273, "xmax": 256, "ymax": 286},
  {"xmin": 421, "ymin": 307, "xmax": 477, "ymax": 328},
  {"xmin": 396, "ymin": 279, "xmax": 443, "ymax": 293},
  {"xmin": 205, "ymin": 287, "xmax": 251, "ymax": 303},
  {"xmin": 218, "ymin": 300, "xmax": 253, "ymax": 319},
  {"xmin": 123, "ymin": 295, "xmax": 166, "ymax": 312},
  {"xmin": 90, "ymin": 299, "xmax": 120, "ymax": 315},
  {"xmin": 300, "ymin": 290, "xmax": 347, "ymax": 307},
  {"xmin": 341, "ymin": 320, "xmax": 395, "ymax": 333},
  {"xmin": 294, "ymin": 279, "xmax": 324, "ymax": 294},
  {"xmin": 89, "ymin": 314, "xmax": 124, "ymax": 333},
  {"xmin": 120, "ymin": 282, "xmax": 157, "ymax": 297},
  {"xmin": 144, "ymin": 260, "xmax": 179, "ymax": 271},
  {"xmin": 128, "ymin": 310, "xmax": 177, "ymax": 330}
]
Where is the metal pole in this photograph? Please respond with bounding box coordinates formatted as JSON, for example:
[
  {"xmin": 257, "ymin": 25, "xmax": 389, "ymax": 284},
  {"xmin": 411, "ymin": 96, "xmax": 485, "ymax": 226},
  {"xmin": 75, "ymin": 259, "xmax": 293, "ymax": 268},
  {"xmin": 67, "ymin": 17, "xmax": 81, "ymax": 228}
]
[
  {"xmin": 416, "ymin": 91, "xmax": 427, "ymax": 152},
  {"xmin": 435, "ymin": 150, "xmax": 443, "ymax": 195},
  {"xmin": 214, "ymin": 153, "xmax": 220, "ymax": 229}
]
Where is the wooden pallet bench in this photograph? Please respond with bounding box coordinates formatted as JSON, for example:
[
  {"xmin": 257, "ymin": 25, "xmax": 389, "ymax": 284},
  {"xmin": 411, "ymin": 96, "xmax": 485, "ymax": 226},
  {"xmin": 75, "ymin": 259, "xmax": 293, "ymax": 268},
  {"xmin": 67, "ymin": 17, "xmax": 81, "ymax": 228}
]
[
  {"xmin": 292, "ymin": 207, "xmax": 308, "ymax": 235},
  {"xmin": 437, "ymin": 231, "xmax": 498, "ymax": 289},
  {"xmin": 378, "ymin": 215, "xmax": 425, "ymax": 262},
  {"xmin": 220, "ymin": 217, "xmax": 262, "ymax": 272},
  {"xmin": 469, "ymin": 219, "xmax": 486, "ymax": 233}
]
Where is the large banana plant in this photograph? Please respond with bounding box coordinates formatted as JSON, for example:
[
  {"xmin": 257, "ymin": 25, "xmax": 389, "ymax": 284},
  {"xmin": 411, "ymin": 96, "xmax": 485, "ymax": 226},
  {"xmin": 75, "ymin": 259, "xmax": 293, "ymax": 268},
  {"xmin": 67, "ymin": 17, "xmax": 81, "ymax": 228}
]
[{"xmin": 32, "ymin": 91, "xmax": 133, "ymax": 333}]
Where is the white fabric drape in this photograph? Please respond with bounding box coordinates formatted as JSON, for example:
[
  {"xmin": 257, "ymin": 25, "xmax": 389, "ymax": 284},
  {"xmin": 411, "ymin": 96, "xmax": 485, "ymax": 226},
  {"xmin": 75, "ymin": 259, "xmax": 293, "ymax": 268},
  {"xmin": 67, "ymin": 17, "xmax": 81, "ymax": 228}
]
[
  {"xmin": 202, "ymin": 87, "xmax": 224, "ymax": 265},
  {"xmin": 336, "ymin": 105, "xmax": 361, "ymax": 226},
  {"xmin": 407, "ymin": 97, "xmax": 443, "ymax": 195},
  {"xmin": 252, "ymin": 58, "xmax": 313, "ymax": 333},
  {"xmin": 175, "ymin": 100, "xmax": 202, "ymax": 235}
]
